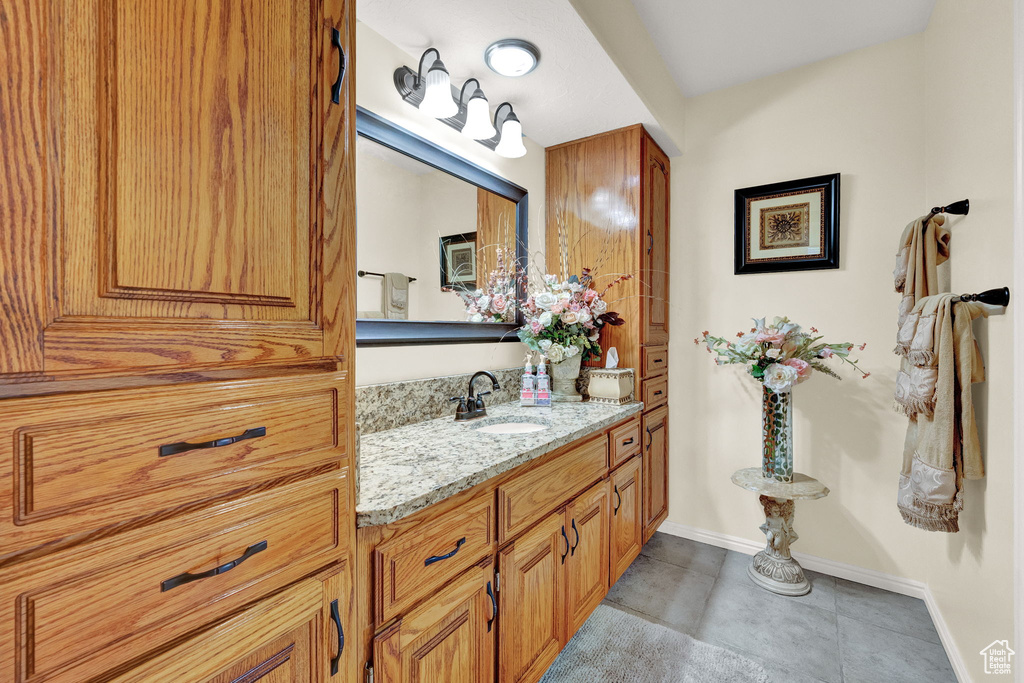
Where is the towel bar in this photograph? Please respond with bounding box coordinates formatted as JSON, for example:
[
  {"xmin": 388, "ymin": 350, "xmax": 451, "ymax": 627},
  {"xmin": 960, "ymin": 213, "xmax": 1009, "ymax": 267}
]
[
  {"xmin": 956, "ymin": 287, "xmax": 1010, "ymax": 307},
  {"xmin": 358, "ymin": 270, "xmax": 417, "ymax": 282}
]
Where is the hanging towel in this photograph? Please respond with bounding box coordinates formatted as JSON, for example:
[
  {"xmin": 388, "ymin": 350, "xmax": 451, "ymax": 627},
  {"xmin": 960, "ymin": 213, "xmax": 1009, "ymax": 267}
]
[
  {"xmin": 893, "ymin": 215, "xmax": 951, "ymax": 336},
  {"xmin": 383, "ymin": 272, "xmax": 409, "ymax": 320},
  {"xmin": 896, "ymin": 294, "xmax": 988, "ymax": 533}
]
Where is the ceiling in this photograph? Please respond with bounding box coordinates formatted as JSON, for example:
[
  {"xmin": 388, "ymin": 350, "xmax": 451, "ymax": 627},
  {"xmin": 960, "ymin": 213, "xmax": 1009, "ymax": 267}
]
[
  {"xmin": 630, "ymin": 0, "xmax": 936, "ymax": 97},
  {"xmin": 356, "ymin": 0, "xmax": 679, "ymax": 154}
]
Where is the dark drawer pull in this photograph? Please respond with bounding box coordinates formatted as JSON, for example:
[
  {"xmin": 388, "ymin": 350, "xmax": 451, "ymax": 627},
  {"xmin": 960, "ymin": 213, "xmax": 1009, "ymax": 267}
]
[
  {"xmin": 570, "ymin": 519, "xmax": 580, "ymax": 556},
  {"xmin": 330, "ymin": 28, "xmax": 347, "ymax": 105},
  {"xmin": 614, "ymin": 485, "xmax": 621, "ymax": 515},
  {"xmin": 424, "ymin": 537, "xmax": 466, "ymax": 566},
  {"xmin": 486, "ymin": 581, "xmax": 497, "ymax": 632},
  {"xmin": 653, "ymin": 390, "xmax": 663, "ymax": 396},
  {"xmin": 654, "ymin": 358, "xmax": 664, "ymax": 363},
  {"xmin": 621, "ymin": 437, "xmax": 635, "ymax": 446},
  {"xmin": 560, "ymin": 526, "xmax": 569, "ymax": 564},
  {"xmin": 159, "ymin": 427, "xmax": 266, "ymax": 457},
  {"xmin": 161, "ymin": 540, "xmax": 268, "ymax": 592},
  {"xmin": 330, "ymin": 598, "xmax": 344, "ymax": 675}
]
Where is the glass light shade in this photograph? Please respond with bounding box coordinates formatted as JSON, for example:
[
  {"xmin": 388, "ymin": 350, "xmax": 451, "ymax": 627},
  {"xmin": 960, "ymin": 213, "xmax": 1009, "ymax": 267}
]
[
  {"xmin": 419, "ymin": 60, "xmax": 458, "ymax": 119},
  {"xmin": 462, "ymin": 91, "xmax": 496, "ymax": 139},
  {"xmin": 494, "ymin": 115, "xmax": 526, "ymax": 158},
  {"xmin": 485, "ymin": 40, "xmax": 540, "ymax": 77}
]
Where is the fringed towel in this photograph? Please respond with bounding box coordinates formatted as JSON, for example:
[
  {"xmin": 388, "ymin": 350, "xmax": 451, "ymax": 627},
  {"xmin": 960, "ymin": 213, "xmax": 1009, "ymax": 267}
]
[
  {"xmin": 896, "ymin": 294, "xmax": 988, "ymax": 532},
  {"xmin": 893, "ymin": 215, "xmax": 951, "ymax": 336}
]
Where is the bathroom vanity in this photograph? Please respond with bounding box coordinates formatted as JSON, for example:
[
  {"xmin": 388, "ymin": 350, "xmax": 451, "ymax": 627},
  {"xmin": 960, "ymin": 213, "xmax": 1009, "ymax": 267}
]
[{"xmin": 354, "ymin": 402, "xmax": 646, "ymax": 683}]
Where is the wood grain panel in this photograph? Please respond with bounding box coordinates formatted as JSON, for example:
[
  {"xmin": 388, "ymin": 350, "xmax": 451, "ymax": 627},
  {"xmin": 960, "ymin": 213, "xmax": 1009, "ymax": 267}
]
[
  {"xmin": 498, "ymin": 512, "xmax": 565, "ymax": 683},
  {"xmin": 642, "ymin": 374, "xmax": 668, "ymax": 410},
  {"xmin": 609, "ymin": 456, "xmax": 642, "ymax": 584},
  {"xmin": 0, "ymin": 372, "xmax": 348, "ymax": 560},
  {"xmin": 565, "ymin": 480, "xmax": 610, "ymax": 636},
  {"xmin": 0, "ymin": 472, "xmax": 347, "ymax": 683},
  {"xmin": 373, "ymin": 557, "xmax": 495, "ymax": 683},
  {"xmin": 643, "ymin": 405, "xmax": 669, "ymax": 541},
  {"xmin": 477, "ymin": 188, "xmax": 518, "ymax": 282},
  {"xmin": 642, "ymin": 137, "xmax": 670, "ymax": 344},
  {"xmin": 608, "ymin": 417, "xmax": 641, "ymax": 470},
  {"xmin": 497, "ymin": 434, "xmax": 607, "ymax": 544},
  {"xmin": 375, "ymin": 494, "xmax": 496, "ymax": 626},
  {"xmin": 641, "ymin": 345, "xmax": 669, "ymax": 378}
]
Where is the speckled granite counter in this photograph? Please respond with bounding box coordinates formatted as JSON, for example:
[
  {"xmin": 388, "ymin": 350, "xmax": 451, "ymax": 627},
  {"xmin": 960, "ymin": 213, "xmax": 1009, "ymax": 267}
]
[{"xmin": 356, "ymin": 400, "xmax": 643, "ymax": 527}]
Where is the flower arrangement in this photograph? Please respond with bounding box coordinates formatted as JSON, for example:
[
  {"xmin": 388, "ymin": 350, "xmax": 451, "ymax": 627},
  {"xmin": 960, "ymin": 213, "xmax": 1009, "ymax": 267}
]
[
  {"xmin": 698, "ymin": 316, "xmax": 868, "ymax": 393},
  {"xmin": 517, "ymin": 269, "xmax": 630, "ymax": 363},
  {"xmin": 445, "ymin": 246, "xmax": 522, "ymax": 323}
]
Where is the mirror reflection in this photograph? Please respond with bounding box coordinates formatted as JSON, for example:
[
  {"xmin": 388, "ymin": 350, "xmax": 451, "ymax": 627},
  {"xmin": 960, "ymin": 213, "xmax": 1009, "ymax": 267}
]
[{"xmin": 355, "ymin": 135, "xmax": 519, "ymax": 323}]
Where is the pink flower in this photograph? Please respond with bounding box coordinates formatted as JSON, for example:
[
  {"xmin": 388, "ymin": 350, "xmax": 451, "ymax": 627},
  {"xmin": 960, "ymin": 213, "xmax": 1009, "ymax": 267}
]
[
  {"xmin": 755, "ymin": 330, "xmax": 786, "ymax": 346},
  {"xmin": 858, "ymin": 343, "xmax": 867, "ymax": 351},
  {"xmin": 530, "ymin": 320, "xmax": 542, "ymax": 334},
  {"xmin": 491, "ymin": 294, "xmax": 507, "ymax": 313},
  {"xmin": 782, "ymin": 358, "xmax": 811, "ymax": 382},
  {"xmin": 819, "ymin": 348, "xmax": 834, "ymax": 359},
  {"xmin": 551, "ymin": 301, "xmax": 566, "ymax": 314},
  {"xmin": 570, "ymin": 302, "xmax": 581, "ymax": 312},
  {"xmin": 584, "ymin": 289, "xmax": 599, "ymax": 303}
]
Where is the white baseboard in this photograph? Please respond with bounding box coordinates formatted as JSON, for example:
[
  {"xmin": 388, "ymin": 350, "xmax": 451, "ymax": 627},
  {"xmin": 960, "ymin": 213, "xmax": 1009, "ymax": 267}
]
[{"xmin": 656, "ymin": 520, "xmax": 970, "ymax": 683}]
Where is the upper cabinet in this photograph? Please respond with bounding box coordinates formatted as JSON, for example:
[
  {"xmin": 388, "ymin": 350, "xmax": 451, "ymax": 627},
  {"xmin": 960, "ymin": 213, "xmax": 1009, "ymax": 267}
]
[
  {"xmin": 1, "ymin": 0, "xmax": 355, "ymax": 380},
  {"xmin": 642, "ymin": 140, "xmax": 670, "ymax": 345}
]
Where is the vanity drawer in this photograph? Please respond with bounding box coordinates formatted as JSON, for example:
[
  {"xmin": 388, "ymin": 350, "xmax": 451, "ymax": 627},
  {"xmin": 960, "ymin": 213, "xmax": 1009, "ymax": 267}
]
[
  {"xmin": 375, "ymin": 493, "xmax": 496, "ymax": 625},
  {"xmin": 0, "ymin": 471, "xmax": 348, "ymax": 683},
  {"xmin": 0, "ymin": 372, "xmax": 347, "ymax": 558},
  {"xmin": 498, "ymin": 434, "xmax": 608, "ymax": 543},
  {"xmin": 609, "ymin": 418, "xmax": 642, "ymax": 469},
  {"xmin": 642, "ymin": 375, "xmax": 669, "ymax": 408},
  {"xmin": 642, "ymin": 345, "xmax": 669, "ymax": 377}
]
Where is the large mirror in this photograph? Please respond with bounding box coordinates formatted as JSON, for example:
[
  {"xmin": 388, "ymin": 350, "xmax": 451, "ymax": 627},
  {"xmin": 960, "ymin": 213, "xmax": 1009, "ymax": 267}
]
[{"xmin": 355, "ymin": 107, "xmax": 528, "ymax": 346}]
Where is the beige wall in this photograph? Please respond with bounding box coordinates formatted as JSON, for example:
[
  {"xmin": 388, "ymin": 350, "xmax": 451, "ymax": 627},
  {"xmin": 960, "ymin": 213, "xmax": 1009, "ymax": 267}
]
[
  {"xmin": 354, "ymin": 22, "xmax": 545, "ymax": 386},
  {"xmin": 671, "ymin": 3, "xmax": 1014, "ymax": 678}
]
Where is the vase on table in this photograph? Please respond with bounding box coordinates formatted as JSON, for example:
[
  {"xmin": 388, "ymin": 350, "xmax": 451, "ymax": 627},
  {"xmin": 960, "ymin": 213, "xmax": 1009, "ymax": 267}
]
[
  {"xmin": 761, "ymin": 386, "xmax": 794, "ymax": 482},
  {"xmin": 549, "ymin": 354, "xmax": 583, "ymax": 402}
]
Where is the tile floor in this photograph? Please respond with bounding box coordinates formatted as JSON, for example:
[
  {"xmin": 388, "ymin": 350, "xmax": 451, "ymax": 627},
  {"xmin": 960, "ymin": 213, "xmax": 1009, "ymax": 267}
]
[{"xmin": 603, "ymin": 533, "xmax": 956, "ymax": 683}]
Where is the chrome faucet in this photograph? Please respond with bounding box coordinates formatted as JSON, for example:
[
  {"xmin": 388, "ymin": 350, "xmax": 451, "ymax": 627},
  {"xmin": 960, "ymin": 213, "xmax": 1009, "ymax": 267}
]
[{"xmin": 451, "ymin": 370, "xmax": 501, "ymax": 422}]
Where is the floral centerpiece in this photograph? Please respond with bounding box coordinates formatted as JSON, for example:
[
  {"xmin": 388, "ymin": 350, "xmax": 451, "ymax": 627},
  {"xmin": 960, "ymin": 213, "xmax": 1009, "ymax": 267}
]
[
  {"xmin": 445, "ymin": 246, "xmax": 521, "ymax": 323},
  {"xmin": 698, "ymin": 317, "xmax": 868, "ymax": 482},
  {"xmin": 517, "ymin": 269, "xmax": 630, "ymax": 401}
]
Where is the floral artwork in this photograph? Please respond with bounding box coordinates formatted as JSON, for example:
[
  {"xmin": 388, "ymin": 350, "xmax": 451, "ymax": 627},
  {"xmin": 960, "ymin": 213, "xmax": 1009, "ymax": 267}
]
[
  {"xmin": 698, "ymin": 317, "xmax": 868, "ymax": 394},
  {"xmin": 517, "ymin": 269, "xmax": 631, "ymax": 363}
]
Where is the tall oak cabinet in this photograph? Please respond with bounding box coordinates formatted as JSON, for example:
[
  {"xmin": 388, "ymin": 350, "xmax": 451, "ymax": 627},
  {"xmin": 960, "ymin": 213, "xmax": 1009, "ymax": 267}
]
[
  {"xmin": 546, "ymin": 125, "xmax": 671, "ymax": 542},
  {"xmin": 0, "ymin": 1, "xmax": 357, "ymax": 681}
]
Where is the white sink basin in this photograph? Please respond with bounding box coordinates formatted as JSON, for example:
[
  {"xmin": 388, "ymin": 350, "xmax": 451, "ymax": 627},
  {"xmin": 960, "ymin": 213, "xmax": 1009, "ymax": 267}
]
[{"xmin": 475, "ymin": 422, "xmax": 548, "ymax": 435}]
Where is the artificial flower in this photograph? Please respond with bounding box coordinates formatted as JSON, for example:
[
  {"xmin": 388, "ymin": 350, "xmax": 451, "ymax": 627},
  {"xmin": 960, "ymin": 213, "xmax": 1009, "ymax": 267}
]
[{"xmin": 763, "ymin": 363, "xmax": 799, "ymax": 394}]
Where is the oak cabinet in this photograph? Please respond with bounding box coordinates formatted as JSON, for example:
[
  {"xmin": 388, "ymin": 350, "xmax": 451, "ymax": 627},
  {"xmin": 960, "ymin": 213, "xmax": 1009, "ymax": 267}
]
[
  {"xmin": 643, "ymin": 405, "xmax": 670, "ymax": 541},
  {"xmin": 642, "ymin": 143, "xmax": 671, "ymax": 346},
  {"xmin": 375, "ymin": 558, "xmax": 497, "ymax": 683},
  {"xmin": 2, "ymin": 0, "xmax": 355, "ymax": 379},
  {"xmin": 566, "ymin": 480, "xmax": 611, "ymax": 635},
  {"xmin": 609, "ymin": 456, "xmax": 643, "ymax": 584},
  {"xmin": 498, "ymin": 511, "xmax": 567, "ymax": 683}
]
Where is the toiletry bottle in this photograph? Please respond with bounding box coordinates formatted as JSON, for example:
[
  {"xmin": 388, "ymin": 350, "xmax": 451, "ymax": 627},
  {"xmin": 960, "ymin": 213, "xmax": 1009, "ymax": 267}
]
[
  {"xmin": 520, "ymin": 354, "xmax": 536, "ymax": 406},
  {"xmin": 535, "ymin": 356, "xmax": 551, "ymax": 406}
]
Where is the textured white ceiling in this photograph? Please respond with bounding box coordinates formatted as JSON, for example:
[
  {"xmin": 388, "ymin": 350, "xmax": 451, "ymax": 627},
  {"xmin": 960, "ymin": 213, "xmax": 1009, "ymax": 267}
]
[
  {"xmin": 356, "ymin": 0, "xmax": 680, "ymax": 154},
  {"xmin": 631, "ymin": 0, "xmax": 936, "ymax": 97}
]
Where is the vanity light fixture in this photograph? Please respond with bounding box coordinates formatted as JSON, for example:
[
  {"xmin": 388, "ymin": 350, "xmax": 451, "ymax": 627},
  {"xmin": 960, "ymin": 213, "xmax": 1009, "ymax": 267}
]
[
  {"xmin": 458, "ymin": 78, "xmax": 497, "ymax": 140},
  {"xmin": 484, "ymin": 39, "xmax": 541, "ymax": 77},
  {"xmin": 493, "ymin": 102, "xmax": 526, "ymax": 158},
  {"xmin": 415, "ymin": 48, "xmax": 458, "ymax": 118}
]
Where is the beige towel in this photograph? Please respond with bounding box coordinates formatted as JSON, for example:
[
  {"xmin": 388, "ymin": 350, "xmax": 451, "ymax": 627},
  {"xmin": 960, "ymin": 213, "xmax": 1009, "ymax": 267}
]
[
  {"xmin": 383, "ymin": 272, "xmax": 409, "ymax": 320},
  {"xmin": 897, "ymin": 294, "xmax": 988, "ymax": 532},
  {"xmin": 893, "ymin": 215, "xmax": 951, "ymax": 336}
]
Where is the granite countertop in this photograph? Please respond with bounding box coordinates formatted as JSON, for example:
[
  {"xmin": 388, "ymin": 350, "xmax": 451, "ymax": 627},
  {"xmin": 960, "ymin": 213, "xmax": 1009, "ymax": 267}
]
[{"xmin": 356, "ymin": 400, "xmax": 643, "ymax": 527}]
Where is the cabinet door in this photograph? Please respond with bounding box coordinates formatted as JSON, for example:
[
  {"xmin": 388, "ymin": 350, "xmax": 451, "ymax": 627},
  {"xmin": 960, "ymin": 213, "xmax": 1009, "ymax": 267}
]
[
  {"xmin": 109, "ymin": 565, "xmax": 352, "ymax": 683},
  {"xmin": 7, "ymin": 0, "xmax": 355, "ymax": 378},
  {"xmin": 565, "ymin": 480, "xmax": 610, "ymax": 636},
  {"xmin": 610, "ymin": 456, "xmax": 643, "ymax": 584},
  {"xmin": 643, "ymin": 405, "xmax": 669, "ymax": 542},
  {"xmin": 374, "ymin": 558, "xmax": 496, "ymax": 683},
  {"xmin": 642, "ymin": 138, "xmax": 670, "ymax": 345},
  {"xmin": 498, "ymin": 511, "xmax": 567, "ymax": 683}
]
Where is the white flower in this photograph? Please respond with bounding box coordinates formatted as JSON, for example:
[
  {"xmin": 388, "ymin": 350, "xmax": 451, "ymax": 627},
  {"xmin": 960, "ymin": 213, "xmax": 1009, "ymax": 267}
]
[
  {"xmin": 589, "ymin": 330, "xmax": 600, "ymax": 341},
  {"xmin": 765, "ymin": 348, "xmax": 781, "ymax": 359},
  {"xmin": 477, "ymin": 295, "xmax": 491, "ymax": 311},
  {"xmin": 534, "ymin": 292, "xmax": 558, "ymax": 310},
  {"xmin": 577, "ymin": 308, "xmax": 592, "ymax": 324},
  {"xmin": 561, "ymin": 310, "xmax": 579, "ymax": 324},
  {"xmin": 475, "ymin": 289, "xmax": 484, "ymax": 296},
  {"xmin": 538, "ymin": 311, "xmax": 554, "ymax": 328},
  {"xmin": 544, "ymin": 274, "xmax": 558, "ymax": 285},
  {"xmin": 565, "ymin": 345, "xmax": 581, "ymax": 358},
  {"xmin": 591, "ymin": 299, "xmax": 608, "ymax": 315},
  {"xmin": 469, "ymin": 313, "xmax": 484, "ymax": 323},
  {"xmin": 558, "ymin": 290, "xmax": 572, "ymax": 300},
  {"xmin": 763, "ymin": 363, "xmax": 799, "ymax": 394},
  {"xmin": 539, "ymin": 339, "xmax": 553, "ymax": 352},
  {"xmin": 569, "ymin": 282, "xmax": 583, "ymax": 293},
  {"xmin": 547, "ymin": 344, "xmax": 566, "ymax": 362}
]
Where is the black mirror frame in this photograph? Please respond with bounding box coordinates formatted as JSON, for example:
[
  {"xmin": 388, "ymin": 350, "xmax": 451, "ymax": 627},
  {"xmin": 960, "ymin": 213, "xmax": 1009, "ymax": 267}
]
[{"xmin": 355, "ymin": 107, "xmax": 528, "ymax": 347}]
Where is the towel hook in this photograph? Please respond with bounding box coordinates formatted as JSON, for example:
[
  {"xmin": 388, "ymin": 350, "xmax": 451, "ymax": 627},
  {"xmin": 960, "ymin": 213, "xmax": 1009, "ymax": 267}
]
[{"xmin": 924, "ymin": 198, "xmax": 970, "ymax": 225}]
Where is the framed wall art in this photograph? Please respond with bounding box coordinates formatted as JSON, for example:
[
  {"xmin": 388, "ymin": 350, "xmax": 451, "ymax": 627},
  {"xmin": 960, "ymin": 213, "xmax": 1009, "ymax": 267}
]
[
  {"xmin": 734, "ymin": 173, "xmax": 840, "ymax": 274},
  {"xmin": 439, "ymin": 232, "xmax": 477, "ymax": 289}
]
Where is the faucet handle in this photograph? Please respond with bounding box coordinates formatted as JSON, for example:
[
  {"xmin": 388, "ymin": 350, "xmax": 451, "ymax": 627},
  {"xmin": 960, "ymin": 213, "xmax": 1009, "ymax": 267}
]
[
  {"xmin": 450, "ymin": 396, "xmax": 465, "ymax": 403},
  {"xmin": 477, "ymin": 391, "xmax": 491, "ymax": 399}
]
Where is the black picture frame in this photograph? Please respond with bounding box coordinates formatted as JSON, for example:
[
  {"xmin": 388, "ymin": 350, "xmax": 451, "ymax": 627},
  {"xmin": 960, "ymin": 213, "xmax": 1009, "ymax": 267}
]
[
  {"xmin": 354, "ymin": 107, "xmax": 528, "ymax": 347},
  {"xmin": 439, "ymin": 232, "xmax": 478, "ymax": 290},
  {"xmin": 734, "ymin": 173, "xmax": 840, "ymax": 274}
]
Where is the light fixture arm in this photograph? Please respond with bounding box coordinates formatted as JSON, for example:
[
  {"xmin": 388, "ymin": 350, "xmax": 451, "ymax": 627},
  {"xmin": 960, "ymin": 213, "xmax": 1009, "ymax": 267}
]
[
  {"xmin": 414, "ymin": 48, "xmax": 442, "ymax": 86},
  {"xmin": 458, "ymin": 78, "xmax": 482, "ymax": 106},
  {"xmin": 493, "ymin": 101, "xmax": 515, "ymax": 130}
]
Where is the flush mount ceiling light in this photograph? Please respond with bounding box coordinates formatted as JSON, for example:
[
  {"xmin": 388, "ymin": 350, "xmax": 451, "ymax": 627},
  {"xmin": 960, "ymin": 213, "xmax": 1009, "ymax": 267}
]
[
  {"xmin": 484, "ymin": 39, "xmax": 540, "ymax": 77},
  {"xmin": 394, "ymin": 51, "xmax": 528, "ymax": 157}
]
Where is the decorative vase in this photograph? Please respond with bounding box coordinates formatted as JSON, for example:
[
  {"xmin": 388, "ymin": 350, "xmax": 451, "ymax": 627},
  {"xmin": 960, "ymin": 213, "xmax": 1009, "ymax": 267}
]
[
  {"xmin": 761, "ymin": 386, "xmax": 794, "ymax": 482},
  {"xmin": 549, "ymin": 354, "xmax": 583, "ymax": 402}
]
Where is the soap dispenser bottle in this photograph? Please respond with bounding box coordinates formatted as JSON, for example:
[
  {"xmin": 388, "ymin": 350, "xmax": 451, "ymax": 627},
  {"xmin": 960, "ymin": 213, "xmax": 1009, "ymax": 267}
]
[
  {"xmin": 520, "ymin": 354, "xmax": 536, "ymax": 406},
  {"xmin": 535, "ymin": 356, "xmax": 551, "ymax": 406}
]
